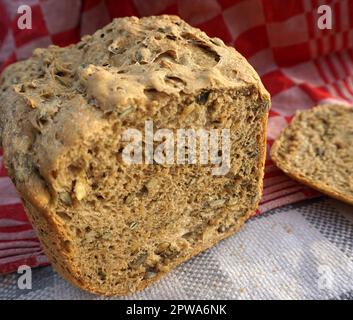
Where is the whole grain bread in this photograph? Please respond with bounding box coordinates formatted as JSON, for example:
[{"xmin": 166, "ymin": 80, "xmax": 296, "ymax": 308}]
[
  {"xmin": 271, "ymin": 104, "xmax": 353, "ymax": 205},
  {"xmin": 0, "ymin": 15, "xmax": 270, "ymax": 295}
]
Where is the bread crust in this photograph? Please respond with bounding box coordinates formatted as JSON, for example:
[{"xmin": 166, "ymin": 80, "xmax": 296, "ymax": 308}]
[{"xmin": 271, "ymin": 104, "xmax": 353, "ymax": 206}]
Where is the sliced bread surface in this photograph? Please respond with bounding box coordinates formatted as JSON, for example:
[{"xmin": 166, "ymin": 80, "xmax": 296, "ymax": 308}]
[{"xmin": 271, "ymin": 104, "xmax": 353, "ymax": 205}]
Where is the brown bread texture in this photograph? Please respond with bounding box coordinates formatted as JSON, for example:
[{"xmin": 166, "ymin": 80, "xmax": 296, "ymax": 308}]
[
  {"xmin": 271, "ymin": 104, "xmax": 353, "ymax": 206},
  {"xmin": 0, "ymin": 15, "xmax": 270, "ymax": 295}
]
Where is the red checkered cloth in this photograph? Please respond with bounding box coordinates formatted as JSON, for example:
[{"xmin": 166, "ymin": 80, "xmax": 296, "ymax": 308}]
[{"xmin": 0, "ymin": 0, "xmax": 351, "ymax": 274}]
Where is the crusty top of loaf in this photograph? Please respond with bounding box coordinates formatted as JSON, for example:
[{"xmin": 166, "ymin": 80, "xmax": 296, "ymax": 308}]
[
  {"xmin": 0, "ymin": 15, "xmax": 268, "ymax": 117},
  {"xmin": 0, "ymin": 16, "xmax": 270, "ymax": 206}
]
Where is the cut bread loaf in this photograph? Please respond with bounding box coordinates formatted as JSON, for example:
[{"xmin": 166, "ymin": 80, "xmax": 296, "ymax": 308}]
[
  {"xmin": 271, "ymin": 104, "xmax": 353, "ymax": 205},
  {"xmin": 0, "ymin": 15, "xmax": 270, "ymax": 295}
]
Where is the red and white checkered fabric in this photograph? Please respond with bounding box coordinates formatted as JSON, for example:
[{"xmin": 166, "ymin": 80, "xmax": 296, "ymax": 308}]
[{"xmin": 0, "ymin": 0, "xmax": 352, "ymax": 274}]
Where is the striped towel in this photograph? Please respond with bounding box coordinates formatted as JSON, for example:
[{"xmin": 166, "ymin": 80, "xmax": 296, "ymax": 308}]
[{"xmin": 0, "ymin": 0, "xmax": 351, "ymax": 274}]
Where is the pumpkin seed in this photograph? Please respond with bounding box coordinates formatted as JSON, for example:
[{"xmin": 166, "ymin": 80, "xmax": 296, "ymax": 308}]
[
  {"xmin": 144, "ymin": 271, "xmax": 157, "ymax": 279},
  {"xmin": 129, "ymin": 221, "xmax": 138, "ymax": 230},
  {"xmin": 74, "ymin": 181, "xmax": 87, "ymax": 201},
  {"xmin": 119, "ymin": 105, "xmax": 136, "ymax": 118},
  {"xmin": 59, "ymin": 192, "xmax": 72, "ymax": 206},
  {"xmin": 209, "ymin": 199, "xmax": 226, "ymax": 208},
  {"xmin": 130, "ymin": 251, "xmax": 148, "ymax": 268}
]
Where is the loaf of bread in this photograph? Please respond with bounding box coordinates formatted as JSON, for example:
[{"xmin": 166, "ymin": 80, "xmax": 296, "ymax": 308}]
[
  {"xmin": 0, "ymin": 15, "xmax": 270, "ymax": 295},
  {"xmin": 271, "ymin": 104, "xmax": 353, "ymax": 205}
]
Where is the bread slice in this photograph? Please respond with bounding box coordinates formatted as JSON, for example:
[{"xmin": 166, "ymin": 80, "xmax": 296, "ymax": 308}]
[
  {"xmin": 0, "ymin": 15, "xmax": 270, "ymax": 295},
  {"xmin": 271, "ymin": 104, "xmax": 353, "ymax": 205}
]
